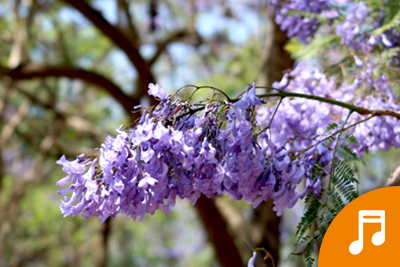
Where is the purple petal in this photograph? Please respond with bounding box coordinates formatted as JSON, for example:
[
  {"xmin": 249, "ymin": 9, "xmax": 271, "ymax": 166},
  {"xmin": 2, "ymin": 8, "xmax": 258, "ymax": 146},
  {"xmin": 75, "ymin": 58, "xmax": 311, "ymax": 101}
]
[
  {"xmin": 248, "ymin": 251, "xmax": 257, "ymax": 267},
  {"xmin": 56, "ymin": 175, "xmax": 72, "ymax": 187}
]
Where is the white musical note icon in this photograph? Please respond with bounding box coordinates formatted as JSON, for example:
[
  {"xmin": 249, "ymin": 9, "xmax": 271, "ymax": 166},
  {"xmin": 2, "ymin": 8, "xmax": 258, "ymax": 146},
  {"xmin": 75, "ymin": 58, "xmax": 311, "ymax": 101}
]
[{"xmin": 349, "ymin": 210, "xmax": 385, "ymax": 255}]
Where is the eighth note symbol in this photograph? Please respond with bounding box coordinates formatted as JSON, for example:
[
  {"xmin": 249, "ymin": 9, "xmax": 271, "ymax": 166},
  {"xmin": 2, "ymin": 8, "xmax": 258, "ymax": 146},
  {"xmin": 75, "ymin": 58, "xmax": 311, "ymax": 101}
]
[{"xmin": 349, "ymin": 210, "xmax": 385, "ymax": 255}]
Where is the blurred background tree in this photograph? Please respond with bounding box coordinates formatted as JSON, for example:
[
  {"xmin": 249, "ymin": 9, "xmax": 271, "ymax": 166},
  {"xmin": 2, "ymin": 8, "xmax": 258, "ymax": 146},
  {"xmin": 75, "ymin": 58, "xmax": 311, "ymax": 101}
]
[{"xmin": 0, "ymin": 1, "xmax": 397, "ymax": 267}]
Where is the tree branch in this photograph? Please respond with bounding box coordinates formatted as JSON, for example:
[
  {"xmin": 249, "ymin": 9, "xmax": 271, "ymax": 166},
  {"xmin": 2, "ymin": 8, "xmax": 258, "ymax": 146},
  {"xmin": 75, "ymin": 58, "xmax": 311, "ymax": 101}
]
[
  {"xmin": 116, "ymin": 0, "xmax": 140, "ymax": 47},
  {"xmin": 0, "ymin": 98, "xmax": 31, "ymax": 147},
  {"xmin": 61, "ymin": 0, "xmax": 155, "ymax": 89},
  {"xmin": 0, "ymin": 64, "xmax": 138, "ymax": 119},
  {"xmin": 358, "ymin": 107, "xmax": 400, "ymax": 119},
  {"xmin": 149, "ymin": 30, "xmax": 190, "ymax": 66},
  {"xmin": 257, "ymin": 91, "xmax": 400, "ymax": 119}
]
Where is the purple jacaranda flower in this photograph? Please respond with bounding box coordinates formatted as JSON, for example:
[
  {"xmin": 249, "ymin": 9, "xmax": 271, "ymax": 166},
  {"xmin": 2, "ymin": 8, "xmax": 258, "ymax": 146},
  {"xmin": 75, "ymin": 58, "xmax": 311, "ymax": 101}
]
[
  {"xmin": 148, "ymin": 83, "xmax": 167, "ymax": 100},
  {"xmin": 354, "ymin": 55, "xmax": 363, "ymax": 67},
  {"xmin": 247, "ymin": 251, "xmax": 257, "ymax": 267},
  {"xmin": 273, "ymin": 0, "xmax": 331, "ymax": 44},
  {"xmin": 56, "ymin": 70, "xmax": 400, "ymax": 223}
]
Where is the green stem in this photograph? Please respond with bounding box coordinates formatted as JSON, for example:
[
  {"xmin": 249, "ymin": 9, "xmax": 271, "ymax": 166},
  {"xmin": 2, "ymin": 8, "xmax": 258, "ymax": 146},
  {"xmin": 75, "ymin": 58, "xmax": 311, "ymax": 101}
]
[
  {"xmin": 176, "ymin": 85, "xmax": 400, "ymax": 119},
  {"xmin": 257, "ymin": 91, "xmax": 361, "ymax": 113},
  {"xmin": 293, "ymin": 115, "xmax": 375, "ymax": 159},
  {"xmin": 254, "ymin": 248, "xmax": 276, "ymax": 267},
  {"xmin": 267, "ymin": 97, "xmax": 284, "ymax": 130},
  {"xmin": 181, "ymin": 85, "xmax": 233, "ymax": 102},
  {"xmin": 257, "ymin": 97, "xmax": 284, "ymax": 137},
  {"xmin": 322, "ymin": 115, "xmax": 375, "ymax": 142},
  {"xmin": 329, "ymin": 110, "xmax": 353, "ymax": 188},
  {"xmin": 257, "ymin": 88, "xmax": 400, "ymax": 118}
]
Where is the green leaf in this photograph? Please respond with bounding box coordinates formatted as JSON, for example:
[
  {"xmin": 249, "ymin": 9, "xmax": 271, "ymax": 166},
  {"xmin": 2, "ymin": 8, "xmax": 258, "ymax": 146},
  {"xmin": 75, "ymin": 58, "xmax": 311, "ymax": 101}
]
[
  {"xmin": 295, "ymin": 198, "xmax": 321, "ymax": 241},
  {"xmin": 324, "ymin": 123, "xmax": 339, "ymax": 134},
  {"xmin": 285, "ymin": 36, "xmax": 341, "ymax": 60},
  {"xmin": 342, "ymin": 134, "xmax": 359, "ymax": 146},
  {"xmin": 336, "ymin": 143, "xmax": 358, "ymax": 161},
  {"xmin": 305, "ymin": 241, "xmax": 316, "ymax": 267},
  {"xmin": 372, "ymin": 9, "xmax": 400, "ymax": 35}
]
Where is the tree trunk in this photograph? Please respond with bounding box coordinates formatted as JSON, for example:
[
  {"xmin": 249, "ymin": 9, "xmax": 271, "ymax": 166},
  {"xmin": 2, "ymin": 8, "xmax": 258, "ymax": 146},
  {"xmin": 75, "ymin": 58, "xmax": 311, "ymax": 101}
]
[
  {"xmin": 194, "ymin": 196, "xmax": 245, "ymax": 267},
  {"xmin": 251, "ymin": 18, "xmax": 295, "ymax": 267},
  {"xmin": 94, "ymin": 218, "xmax": 112, "ymax": 267}
]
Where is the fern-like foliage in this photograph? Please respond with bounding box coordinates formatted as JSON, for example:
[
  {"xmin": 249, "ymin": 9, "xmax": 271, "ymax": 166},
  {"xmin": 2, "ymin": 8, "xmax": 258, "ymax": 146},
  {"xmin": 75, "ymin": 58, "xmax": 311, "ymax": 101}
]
[
  {"xmin": 324, "ymin": 123, "xmax": 339, "ymax": 134},
  {"xmin": 336, "ymin": 144, "xmax": 358, "ymax": 161},
  {"xmin": 372, "ymin": 9, "xmax": 400, "ymax": 35},
  {"xmin": 342, "ymin": 134, "xmax": 358, "ymax": 146},
  {"xmin": 304, "ymin": 241, "xmax": 315, "ymax": 267},
  {"xmin": 293, "ymin": 129, "xmax": 359, "ymax": 266},
  {"xmin": 285, "ymin": 35, "xmax": 341, "ymax": 60},
  {"xmin": 295, "ymin": 197, "xmax": 322, "ymax": 242}
]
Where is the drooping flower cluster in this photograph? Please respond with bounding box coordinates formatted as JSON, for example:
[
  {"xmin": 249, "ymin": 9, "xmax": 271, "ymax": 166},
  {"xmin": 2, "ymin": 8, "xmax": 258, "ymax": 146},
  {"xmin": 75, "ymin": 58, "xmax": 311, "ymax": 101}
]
[{"xmin": 56, "ymin": 83, "xmax": 334, "ymax": 222}]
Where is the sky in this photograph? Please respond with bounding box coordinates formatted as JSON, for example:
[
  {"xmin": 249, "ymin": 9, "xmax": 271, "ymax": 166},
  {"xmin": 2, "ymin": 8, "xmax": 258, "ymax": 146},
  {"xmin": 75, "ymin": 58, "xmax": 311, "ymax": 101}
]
[{"xmin": 57, "ymin": 0, "xmax": 267, "ymax": 91}]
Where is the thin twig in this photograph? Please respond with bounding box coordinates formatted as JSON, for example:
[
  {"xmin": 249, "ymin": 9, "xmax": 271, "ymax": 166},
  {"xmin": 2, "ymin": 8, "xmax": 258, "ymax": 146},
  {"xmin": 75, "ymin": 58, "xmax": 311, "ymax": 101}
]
[
  {"xmin": 329, "ymin": 110, "xmax": 353, "ymax": 188},
  {"xmin": 257, "ymin": 97, "xmax": 284, "ymax": 137},
  {"xmin": 0, "ymin": 99, "xmax": 31, "ymax": 146},
  {"xmin": 183, "ymin": 85, "xmax": 233, "ymax": 102},
  {"xmin": 257, "ymin": 91, "xmax": 400, "ymax": 119},
  {"xmin": 293, "ymin": 116, "xmax": 375, "ymax": 159}
]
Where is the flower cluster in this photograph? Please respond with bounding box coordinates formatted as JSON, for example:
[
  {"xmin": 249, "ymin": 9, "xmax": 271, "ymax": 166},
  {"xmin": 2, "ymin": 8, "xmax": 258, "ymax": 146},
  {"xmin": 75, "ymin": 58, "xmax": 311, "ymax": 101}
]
[
  {"xmin": 335, "ymin": 2, "xmax": 370, "ymax": 52},
  {"xmin": 272, "ymin": 0, "xmax": 400, "ymax": 65},
  {"xmin": 351, "ymin": 75, "xmax": 400, "ymax": 154},
  {"xmin": 257, "ymin": 65, "xmax": 346, "ymax": 151},
  {"xmin": 335, "ymin": 2, "xmax": 400, "ymax": 54},
  {"xmin": 271, "ymin": 0, "xmax": 338, "ymax": 44},
  {"xmin": 260, "ymin": 63, "xmax": 400, "ymax": 158},
  {"xmin": 56, "ymin": 83, "xmax": 333, "ymax": 222}
]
